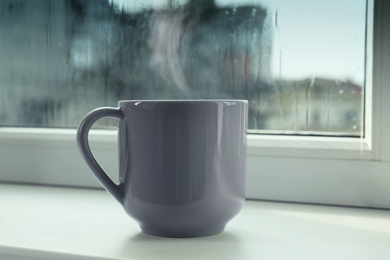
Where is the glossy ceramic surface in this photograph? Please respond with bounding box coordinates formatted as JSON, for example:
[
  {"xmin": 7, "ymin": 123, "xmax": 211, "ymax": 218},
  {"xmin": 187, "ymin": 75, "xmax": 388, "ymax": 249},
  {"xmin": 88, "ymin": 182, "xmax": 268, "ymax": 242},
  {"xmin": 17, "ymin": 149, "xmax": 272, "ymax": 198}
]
[{"xmin": 77, "ymin": 100, "xmax": 247, "ymax": 237}]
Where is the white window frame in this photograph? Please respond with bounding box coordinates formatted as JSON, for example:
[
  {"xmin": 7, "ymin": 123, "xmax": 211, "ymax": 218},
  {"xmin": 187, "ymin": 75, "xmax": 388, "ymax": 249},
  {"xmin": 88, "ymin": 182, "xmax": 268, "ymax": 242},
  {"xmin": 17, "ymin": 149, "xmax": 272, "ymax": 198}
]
[{"xmin": 1, "ymin": 0, "xmax": 389, "ymax": 208}]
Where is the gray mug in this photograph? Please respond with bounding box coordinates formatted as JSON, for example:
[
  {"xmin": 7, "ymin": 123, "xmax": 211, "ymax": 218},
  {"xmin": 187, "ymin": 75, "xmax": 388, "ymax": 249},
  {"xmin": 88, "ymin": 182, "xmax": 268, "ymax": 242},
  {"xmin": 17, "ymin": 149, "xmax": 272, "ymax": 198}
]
[{"xmin": 77, "ymin": 100, "xmax": 248, "ymax": 237}]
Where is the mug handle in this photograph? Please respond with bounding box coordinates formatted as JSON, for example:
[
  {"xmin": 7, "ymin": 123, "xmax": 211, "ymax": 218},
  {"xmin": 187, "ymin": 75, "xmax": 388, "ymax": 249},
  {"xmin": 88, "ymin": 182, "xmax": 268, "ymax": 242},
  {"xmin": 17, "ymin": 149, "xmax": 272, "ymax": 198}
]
[{"xmin": 77, "ymin": 107, "xmax": 124, "ymax": 204}]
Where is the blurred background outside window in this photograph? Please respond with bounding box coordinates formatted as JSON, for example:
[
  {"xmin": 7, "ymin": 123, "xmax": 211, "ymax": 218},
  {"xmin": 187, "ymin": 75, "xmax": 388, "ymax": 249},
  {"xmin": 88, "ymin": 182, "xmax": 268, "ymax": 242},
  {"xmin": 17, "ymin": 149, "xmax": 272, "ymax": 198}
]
[{"xmin": 0, "ymin": 0, "xmax": 367, "ymax": 136}]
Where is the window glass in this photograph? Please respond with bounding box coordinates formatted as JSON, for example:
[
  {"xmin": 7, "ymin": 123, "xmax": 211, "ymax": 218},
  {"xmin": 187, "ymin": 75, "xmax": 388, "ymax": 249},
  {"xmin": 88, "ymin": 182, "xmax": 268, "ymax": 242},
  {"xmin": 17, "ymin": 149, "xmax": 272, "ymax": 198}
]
[{"xmin": 0, "ymin": 0, "xmax": 366, "ymax": 135}]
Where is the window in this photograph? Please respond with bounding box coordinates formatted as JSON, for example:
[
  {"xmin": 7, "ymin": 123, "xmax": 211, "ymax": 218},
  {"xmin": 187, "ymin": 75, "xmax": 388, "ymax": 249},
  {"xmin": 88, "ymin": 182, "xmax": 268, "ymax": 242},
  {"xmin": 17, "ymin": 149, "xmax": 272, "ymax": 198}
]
[
  {"xmin": 1, "ymin": 0, "xmax": 366, "ymax": 136},
  {"xmin": 1, "ymin": 0, "xmax": 390, "ymax": 209}
]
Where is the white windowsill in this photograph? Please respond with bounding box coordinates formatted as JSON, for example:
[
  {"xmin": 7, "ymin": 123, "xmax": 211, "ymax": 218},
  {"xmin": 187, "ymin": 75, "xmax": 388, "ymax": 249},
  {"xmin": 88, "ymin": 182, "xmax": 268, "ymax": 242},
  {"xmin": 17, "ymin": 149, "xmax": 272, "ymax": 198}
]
[{"xmin": 1, "ymin": 183, "xmax": 389, "ymax": 260}]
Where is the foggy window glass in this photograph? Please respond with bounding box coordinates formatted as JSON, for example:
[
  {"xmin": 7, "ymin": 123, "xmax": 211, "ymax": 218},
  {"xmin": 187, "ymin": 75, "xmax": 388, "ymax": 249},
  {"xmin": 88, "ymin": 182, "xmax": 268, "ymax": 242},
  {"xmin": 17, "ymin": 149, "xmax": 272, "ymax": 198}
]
[{"xmin": 0, "ymin": 0, "xmax": 367, "ymax": 136}]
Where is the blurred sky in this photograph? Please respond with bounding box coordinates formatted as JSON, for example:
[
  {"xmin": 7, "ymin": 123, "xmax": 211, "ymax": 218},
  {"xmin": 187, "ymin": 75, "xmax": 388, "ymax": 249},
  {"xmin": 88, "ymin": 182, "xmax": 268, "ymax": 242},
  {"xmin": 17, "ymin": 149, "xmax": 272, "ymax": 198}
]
[{"xmin": 109, "ymin": 0, "xmax": 367, "ymax": 84}]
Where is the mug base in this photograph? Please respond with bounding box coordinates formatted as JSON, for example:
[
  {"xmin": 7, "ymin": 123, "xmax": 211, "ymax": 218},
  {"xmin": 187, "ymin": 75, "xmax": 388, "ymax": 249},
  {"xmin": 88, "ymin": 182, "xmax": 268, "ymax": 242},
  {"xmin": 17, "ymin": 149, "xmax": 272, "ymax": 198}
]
[{"xmin": 140, "ymin": 223, "xmax": 226, "ymax": 238}]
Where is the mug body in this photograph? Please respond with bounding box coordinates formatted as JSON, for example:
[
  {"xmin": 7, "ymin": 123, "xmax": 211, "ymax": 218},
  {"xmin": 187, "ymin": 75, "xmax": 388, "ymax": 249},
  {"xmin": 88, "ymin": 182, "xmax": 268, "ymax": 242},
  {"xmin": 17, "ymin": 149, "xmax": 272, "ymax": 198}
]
[{"xmin": 118, "ymin": 100, "xmax": 247, "ymax": 237}]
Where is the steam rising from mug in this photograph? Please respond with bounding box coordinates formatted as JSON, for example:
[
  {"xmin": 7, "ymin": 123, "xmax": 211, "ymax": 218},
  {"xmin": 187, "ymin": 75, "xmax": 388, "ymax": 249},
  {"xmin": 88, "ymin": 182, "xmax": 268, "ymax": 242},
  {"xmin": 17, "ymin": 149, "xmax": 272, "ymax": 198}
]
[{"xmin": 148, "ymin": 11, "xmax": 192, "ymax": 91}]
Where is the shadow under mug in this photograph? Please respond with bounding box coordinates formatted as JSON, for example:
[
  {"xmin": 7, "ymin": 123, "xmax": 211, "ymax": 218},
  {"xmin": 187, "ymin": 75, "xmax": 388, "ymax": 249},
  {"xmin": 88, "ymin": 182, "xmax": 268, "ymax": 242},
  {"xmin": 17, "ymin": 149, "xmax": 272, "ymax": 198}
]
[{"xmin": 77, "ymin": 100, "xmax": 248, "ymax": 238}]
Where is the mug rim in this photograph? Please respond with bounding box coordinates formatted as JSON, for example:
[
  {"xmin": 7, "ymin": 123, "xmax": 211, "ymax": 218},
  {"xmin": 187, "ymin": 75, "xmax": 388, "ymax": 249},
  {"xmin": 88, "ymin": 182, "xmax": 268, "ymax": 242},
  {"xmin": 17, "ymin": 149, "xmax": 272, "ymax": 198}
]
[{"xmin": 119, "ymin": 99, "xmax": 248, "ymax": 104}]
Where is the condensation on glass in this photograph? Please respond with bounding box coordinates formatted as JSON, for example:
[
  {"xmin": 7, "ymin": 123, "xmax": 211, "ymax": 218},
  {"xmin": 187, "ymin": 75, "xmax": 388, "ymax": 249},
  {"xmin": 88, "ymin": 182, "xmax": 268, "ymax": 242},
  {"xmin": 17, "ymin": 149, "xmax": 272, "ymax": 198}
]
[{"xmin": 0, "ymin": 0, "xmax": 366, "ymax": 136}]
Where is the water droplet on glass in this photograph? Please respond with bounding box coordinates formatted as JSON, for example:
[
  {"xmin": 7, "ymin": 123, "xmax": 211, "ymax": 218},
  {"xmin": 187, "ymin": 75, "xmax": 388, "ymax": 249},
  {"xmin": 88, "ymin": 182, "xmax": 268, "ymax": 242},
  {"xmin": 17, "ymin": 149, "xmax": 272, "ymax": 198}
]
[{"xmin": 252, "ymin": 8, "xmax": 257, "ymax": 17}]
